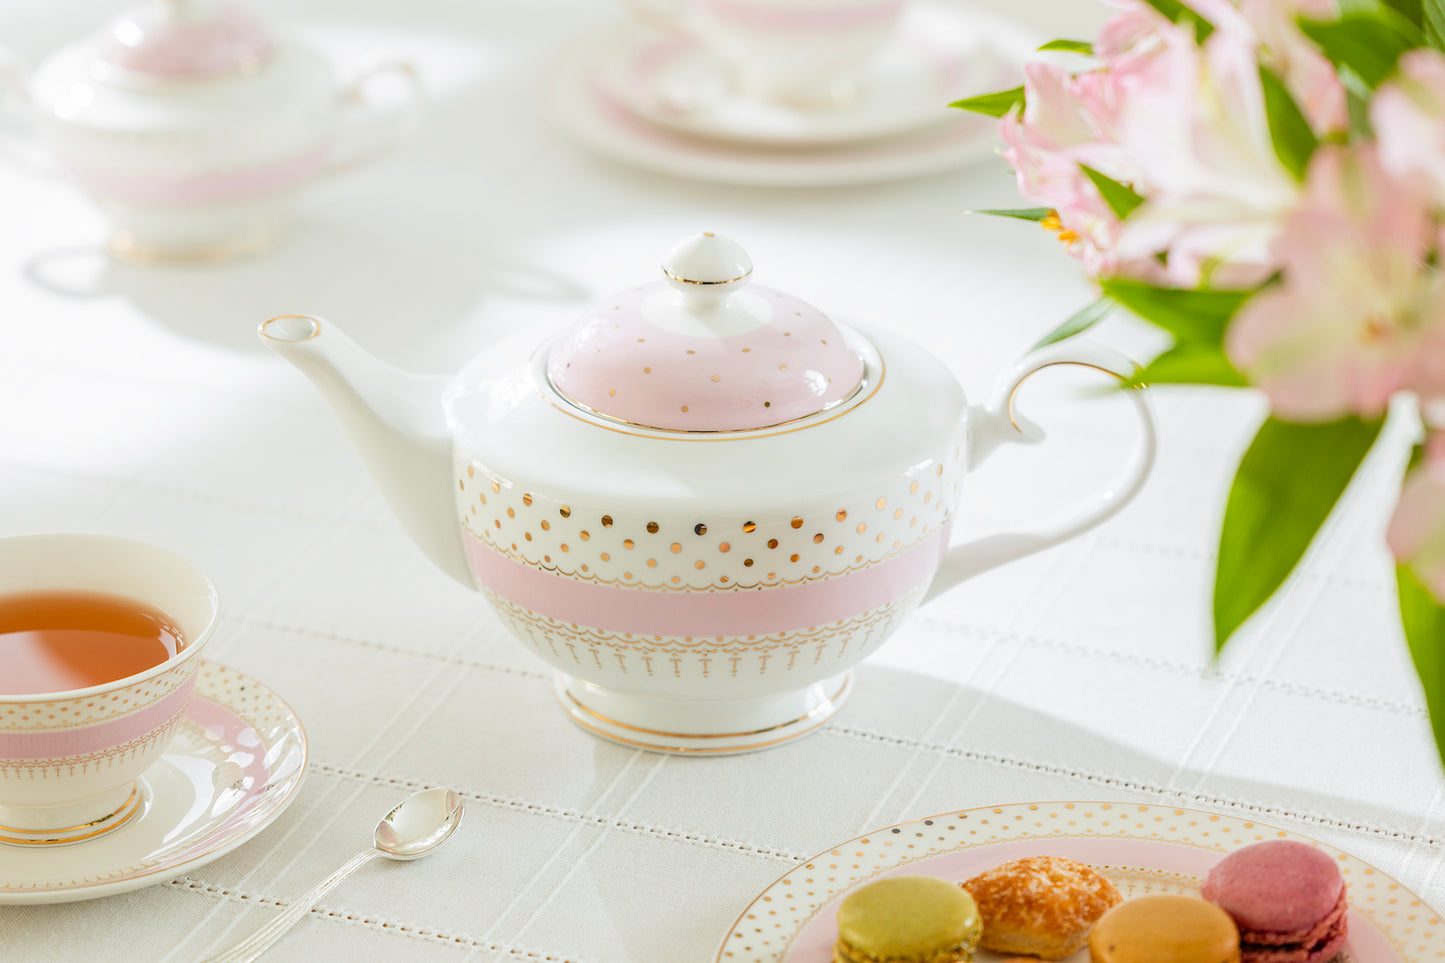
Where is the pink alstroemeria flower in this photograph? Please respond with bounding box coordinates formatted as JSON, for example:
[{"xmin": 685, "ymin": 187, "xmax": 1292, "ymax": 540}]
[
  {"xmin": 1388, "ymin": 434, "xmax": 1445, "ymax": 604},
  {"xmin": 998, "ymin": 61, "xmax": 1145, "ymax": 276},
  {"xmin": 1238, "ymin": 0, "xmax": 1347, "ymax": 133},
  {"xmin": 1105, "ymin": 21, "xmax": 1301, "ymax": 288},
  {"xmin": 1225, "ymin": 146, "xmax": 1445, "ymax": 422},
  {"xmin": 1374, "ymin": 49, "xmax": 1445, "ymax": 206}
]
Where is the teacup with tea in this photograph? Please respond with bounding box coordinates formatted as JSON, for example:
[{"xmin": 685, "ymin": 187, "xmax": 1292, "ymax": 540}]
[{"xmin": 0, "ymin": 534, "xmax": 218, "ymax": 845}]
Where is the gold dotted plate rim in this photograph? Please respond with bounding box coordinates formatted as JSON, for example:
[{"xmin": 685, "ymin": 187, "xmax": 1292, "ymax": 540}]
[{"xmin": 714, "ymin": 800, "xmax": 1441, "ymax": 963}]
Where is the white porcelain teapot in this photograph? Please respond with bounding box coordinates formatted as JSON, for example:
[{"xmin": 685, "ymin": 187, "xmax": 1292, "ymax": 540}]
[
  {"xmin": 1, "ymin": 0, "xmax": 420, "ymax": 262},
  {"xmin": 261, "ymin": 234, "xmax": 1155, "ymax": 753}
]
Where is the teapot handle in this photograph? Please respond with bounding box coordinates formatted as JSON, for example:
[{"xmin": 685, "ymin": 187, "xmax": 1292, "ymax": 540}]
[
  {"xmin": 922, "ymin": 341, "xmax": 1157, "ymax": 603},
  {"xmin": 325, "ymin": 59, "xmax": 424, "ymax": 174}
]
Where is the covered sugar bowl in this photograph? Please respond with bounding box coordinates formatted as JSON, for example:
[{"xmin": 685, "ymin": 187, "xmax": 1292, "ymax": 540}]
[
  {"xmin": 2, "ymin": 0, "xmax": 420, "ymax": 262},
  {"xmin": 259, "ymin": 234, "xmax": 1156, "ymax": 753}
]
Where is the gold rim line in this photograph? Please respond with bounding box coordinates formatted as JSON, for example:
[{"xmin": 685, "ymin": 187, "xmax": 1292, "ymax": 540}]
[
  {"xmin": 0, "ymin": 785, "xmax": 141, "ymax": 846},
  {"xmin": 564, "ymin": 709, "xmax": 836, "ymax": 754},
  {"xmin": 660, "ymin": 266, "xmax": 753, "ymax": 286},
  {"xmin": 260, "ymin": 314, "xmax": 323, "ymax": 343},
  {"xmin": 544, "ymin": 355, "xmax": 886, "ymax": 441},
  {"xmin": 559, "ymin": 677, "xmax": 849, "ymax": 740},
  {"xmin": 548, "ymin": 370, "xmax": 867, "ymax": 435},
  {"xmin": 1006, "ymin": 360, "xmax": 1137, "ymax": 433}
]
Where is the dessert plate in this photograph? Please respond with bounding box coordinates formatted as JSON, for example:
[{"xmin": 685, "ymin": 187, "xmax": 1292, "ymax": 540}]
[
  {"xmin": 547, "ymin": 25, "xmax": 1018, "ymax": 187},
  {"xmin": 0, "ymin": 661, "xmax": 307, "ymax": 904},
  {"xmin": 716, "ymin": 801, "xmax": 1438, "ymax": 962},
  {"xmin": 549, "ymin": 41, "xmax": 1003, "ymax": 188},
  {"xmin": 596, "ymin": 3, "xmax": 1026, "ymax": 147}
]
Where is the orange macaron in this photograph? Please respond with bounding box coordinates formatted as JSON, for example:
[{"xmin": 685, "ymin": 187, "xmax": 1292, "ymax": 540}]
[{"xmin": 1088, "ymin": 894, "xmax": 1241, "ymax": 963}]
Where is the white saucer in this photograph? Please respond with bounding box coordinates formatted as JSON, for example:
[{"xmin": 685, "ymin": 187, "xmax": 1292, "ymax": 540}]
[
  {"xmin": 0, "ymin": 662, "xmax": 308, "ymax": 904},
  {"xmin": 597, "ymin": 3, "xmax": 1027, "ymax": 147},
  {"xmin": 549, "ymin": 32, "xmax": 1014, "ymax": 187}
]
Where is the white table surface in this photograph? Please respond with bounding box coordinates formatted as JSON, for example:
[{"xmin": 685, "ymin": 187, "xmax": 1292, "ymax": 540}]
[{"xmin": 1, "ymin": 0, "xmax": 1442, "ymax": 960}]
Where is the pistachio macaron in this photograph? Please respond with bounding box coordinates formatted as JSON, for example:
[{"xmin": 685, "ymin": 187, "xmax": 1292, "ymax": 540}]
[
  {"xmin": 1088, "ymin": 894, "xmax": 1241, "ymax": 963},
  {"xmin": 834, "ymin": 875, "xmax": 983, "ymax": 963}
]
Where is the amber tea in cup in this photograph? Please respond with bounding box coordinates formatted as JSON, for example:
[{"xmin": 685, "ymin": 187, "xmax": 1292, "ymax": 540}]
[
  {"xmin": 0, "ymin": 590, "xmax": 185, "ymax": 696},
  {"xmin": 0, "ymin": 533, "xmax": 219, "ymax": 845}
]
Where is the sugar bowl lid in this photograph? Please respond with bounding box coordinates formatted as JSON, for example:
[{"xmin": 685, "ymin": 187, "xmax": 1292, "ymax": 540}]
[
  {"xmin": 98, "ymin": 0, "xmax": 273, "ymax": 79},
  {"xmin": 546, "ymin": 234, "xmax": 866, "ymax": 433}
]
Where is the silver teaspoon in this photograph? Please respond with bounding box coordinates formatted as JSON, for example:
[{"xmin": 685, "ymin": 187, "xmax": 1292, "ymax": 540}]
[{"xmin": 203, "ymin": 788, "xmax": 464, "ymax": 963}]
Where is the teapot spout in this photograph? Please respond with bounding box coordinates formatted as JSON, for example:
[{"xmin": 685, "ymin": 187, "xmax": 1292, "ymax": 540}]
[{"xmin": 258, "ymin": 315, "xmax": 474, "ymax": 588}]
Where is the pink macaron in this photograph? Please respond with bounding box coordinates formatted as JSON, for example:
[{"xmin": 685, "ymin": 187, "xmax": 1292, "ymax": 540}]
[{"xmin": 1201, "ymin": 840, "xmax": 1348, "ymax": 963}]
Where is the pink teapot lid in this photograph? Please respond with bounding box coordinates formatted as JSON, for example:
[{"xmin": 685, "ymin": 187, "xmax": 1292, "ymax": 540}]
[
  {"xmin": 547, "ymin": 234, "xmax": 866, "ymax": 433},
  {"xmin": 99, "ymin": 0, "xmax": 273, "ymax": 79}
]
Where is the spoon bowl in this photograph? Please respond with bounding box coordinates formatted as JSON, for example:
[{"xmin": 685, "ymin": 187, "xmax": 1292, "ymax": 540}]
[{"xmin": 376, "ymin": 787, "xmax": 464, "ymax": 860}]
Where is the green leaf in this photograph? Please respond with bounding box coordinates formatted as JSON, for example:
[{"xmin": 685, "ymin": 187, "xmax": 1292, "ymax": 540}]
[
  {"xmin": 1038, "ymin": 39, "xmax": 1094, "ymax": 54},
  {"xmin": 1300, "ymin": 10, "xmax": 1421, "ymax": 88},
  {"xmin": 1426, "ymin": 0, "xmax": 1445, "ymax": 48},
  {"xmin": 1140, "ymin": 0, "xmax": 1215, "ymax": 40},
  {"xmin": 950, "ymin": 86, "xmax": 1026, "ymax": 117},
  {"xmin": 1141, "ymin": 0, "xmax": 1190, "ymax": 19},
  {"xmin": 969, "ymin": 207, "xmax": 1053, "ymax": 222},
  {"xmin": 1213, "ymin": 417, "xmax": 1385, "ymax": 652},
  {"xmin": 1398, "ymin": 565, "xmax": 1445, "ymax": 768},
  {"xmin": 1030, "ymin": 298, "xmax": 1112, "ymax": 352},
  {"xmin": 1098, "ymin": 279, "xmax": 1252, "ymax": 346},
  {"xmin": 1259, "ymin": 65, "xmax": 1319, "ymax": 180},
  {"xmin": 1126, "ymin": 343, "xmax": 1249, "ymax": 388},
  {"xmin": 1080, "ymin": 165, "xmax": 1145, "ymax": 220},
  {"xmin": 1383, "ymin": 0, "xmax": 1424, "ymax": 28},
  {"xmin": 1342, "ymin": 65, "xmax": 1376, "ymax": 138}
]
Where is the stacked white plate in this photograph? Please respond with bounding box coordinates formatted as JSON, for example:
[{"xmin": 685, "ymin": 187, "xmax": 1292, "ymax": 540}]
[{"xmin": 547, "ymin": 1, "xmax": 1033, "ymax": 187}]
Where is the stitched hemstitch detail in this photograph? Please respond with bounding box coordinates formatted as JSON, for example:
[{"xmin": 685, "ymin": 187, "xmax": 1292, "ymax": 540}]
[
  {"xmin": 908, "ymin": 616, "xmax": 1427, "ymax": 718},
  {"xmin": 231, "ymin": 615, "xmax": 551, "ymax": 680},
  {"xmin": 831, "ymin": 725, "xmax": 1445, "ymax": 848},
  {"xmin": 166, "ymin": 880, "xmax": 577, "ymax": 961},
  {"xmin": 305, "ymin": 762, "xmax": 809, "ymax": 862}
]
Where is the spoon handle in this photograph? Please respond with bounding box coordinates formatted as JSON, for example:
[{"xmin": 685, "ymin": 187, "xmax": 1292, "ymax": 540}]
[{"xmin": 202, "ymin": 848, "xmax": 383, "ymax": 963}]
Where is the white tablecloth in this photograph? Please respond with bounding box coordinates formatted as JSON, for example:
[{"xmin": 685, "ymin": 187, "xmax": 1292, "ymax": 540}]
[{"xmin": 1, "ymin": 0, "xmax": 1442, "ymax": 960}]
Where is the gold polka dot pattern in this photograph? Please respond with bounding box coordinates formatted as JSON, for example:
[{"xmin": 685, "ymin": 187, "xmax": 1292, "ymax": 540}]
[
  {"xmin": 455, "ymin": 450, "xmax": 965, "ymax": 593},
  {"xmin": 0, "ymin": 662, "xmax": 198, "ymax": 731}
]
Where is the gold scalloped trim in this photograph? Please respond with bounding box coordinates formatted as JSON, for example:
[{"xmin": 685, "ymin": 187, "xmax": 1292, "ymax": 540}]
[
  {"xmin": 462, "ymin": 522, "xmax": 944, "ymax": 593},
  {"xmin": 0, "ymin": 664, "xmax": 197, "ymax": 731},
  {"xmin": 0, "ymin": 707, "xmax": 186, "ymax": 776},
  {"xmin": 484, "ymin": 587, "xmax": 920, "ymax": 658}
]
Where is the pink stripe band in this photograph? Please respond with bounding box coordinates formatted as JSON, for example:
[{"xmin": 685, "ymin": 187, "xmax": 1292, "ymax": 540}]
[
  {"xmin": 67, "ymin": 148, "xmax": 327, "ymax": 204},
  {"xmin": 0, "ymin": 675, "xmax": 197, "ymax": 759},
  {"xmin": 466, "ymin": 528, "xmax": 947, "ymax": 637},
  {"xmin": 699, "ymin": 0, "xmax": 903, "ymax": 29}
]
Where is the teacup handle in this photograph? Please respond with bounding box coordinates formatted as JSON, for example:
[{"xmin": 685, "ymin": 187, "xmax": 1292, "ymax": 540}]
[
  {"xmin": 922, "ymin": 341, "xmax": 1157, "ymax": 603},
  {"xmin": 325, "ymin": 59, "xmax": 424, "ymax": 174},
  {"xmin": 0, "ymin": 50, "xmax": 54, "ymax": 177}
]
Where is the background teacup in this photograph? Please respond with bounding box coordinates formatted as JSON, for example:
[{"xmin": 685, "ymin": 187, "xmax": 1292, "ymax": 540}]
[
  {"xmin": 0, "ymin": 534, "xmax": 218, "ymax": 846},
  {"xmin": 621, "ymin": 0, "xmax": 908, "ymax": 108}
]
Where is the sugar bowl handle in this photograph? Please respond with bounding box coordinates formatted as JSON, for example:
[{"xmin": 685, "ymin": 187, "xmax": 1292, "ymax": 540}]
[
  {"xmin": 326, "ymin": 60, "xmax": 424, "ymax": 173},
  {"xmin": 0, "ymin": 50, "xmax": 53, "ymax": 177},
  {"xmin": 922, "ymin": 341, "xmax": 1157, "ymax": 603}
]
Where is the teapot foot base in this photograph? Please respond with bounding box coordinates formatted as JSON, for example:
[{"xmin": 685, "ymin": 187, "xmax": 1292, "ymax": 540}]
[{"xmin": 554, "ymin": 672, "xmax": 851, "ymax": 755}]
